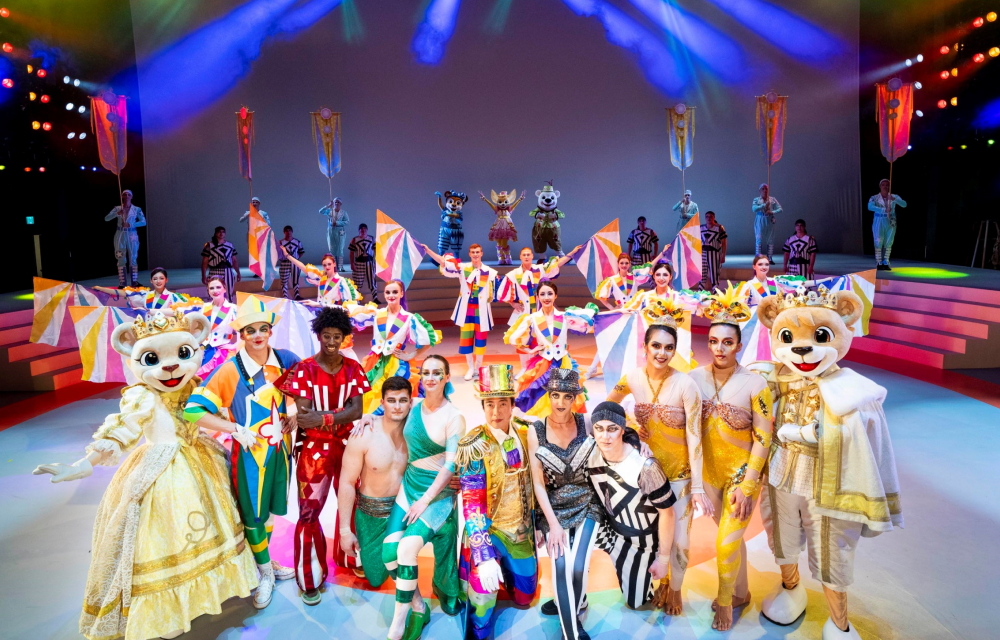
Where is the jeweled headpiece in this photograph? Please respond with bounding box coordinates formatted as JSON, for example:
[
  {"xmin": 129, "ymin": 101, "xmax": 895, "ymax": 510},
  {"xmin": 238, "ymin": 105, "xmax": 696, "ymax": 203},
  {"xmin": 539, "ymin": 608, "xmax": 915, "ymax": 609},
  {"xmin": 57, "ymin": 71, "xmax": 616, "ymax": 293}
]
[
  {"xmin": 642, "ymin": 293, "xmax": 686, "ymax": 330},
  {"xmin": 704, "ymin": 282, "xmax": 752, "ymax": 325},
  {"xmin": 132, "ymin": 312, "xmax": 191, "ymax": 340},
  {"xmin": 776, "ymin": 284, "xmax": 839, "ymax": 312}
]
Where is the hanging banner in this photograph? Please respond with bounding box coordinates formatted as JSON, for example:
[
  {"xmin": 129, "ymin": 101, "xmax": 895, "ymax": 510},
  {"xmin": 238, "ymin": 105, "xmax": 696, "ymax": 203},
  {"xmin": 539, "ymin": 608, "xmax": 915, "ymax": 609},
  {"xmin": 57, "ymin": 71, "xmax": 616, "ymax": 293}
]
[
  {"xmin": 756, "ymin": 92, "xmax": 787, "ymax": 166},
  {"xmin": 375, "ymin": 209, "xmax": 426, "ymax": 290},
  {"xmin": 568, "ymin": 219, "xmax": 622, "ymax": 296},
  {"xmin": 876, "ymin": 79, "xmax": 913, "ymax": 163},
  {"xmin": 89, "ymin": 92, "xmax": 128, "ymax": 175},
  {"xmin": 667, "ymin": 103, "xmax": 695, "ymax": 170},
  {"xmin": 311, "ymin": 108, "xmax": 342, "ymax": 178},
  {"xmin": 236, "ymin": 106, "xmax": 254, "ymax": 181}
]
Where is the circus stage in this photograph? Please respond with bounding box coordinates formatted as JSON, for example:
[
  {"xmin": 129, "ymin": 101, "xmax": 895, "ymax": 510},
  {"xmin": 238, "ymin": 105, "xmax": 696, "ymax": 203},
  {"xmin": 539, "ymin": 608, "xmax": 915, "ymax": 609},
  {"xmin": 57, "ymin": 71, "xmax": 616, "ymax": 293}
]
[{"xmin": 1, "ymin": 319, "xmax": 998, "ymax": 640}]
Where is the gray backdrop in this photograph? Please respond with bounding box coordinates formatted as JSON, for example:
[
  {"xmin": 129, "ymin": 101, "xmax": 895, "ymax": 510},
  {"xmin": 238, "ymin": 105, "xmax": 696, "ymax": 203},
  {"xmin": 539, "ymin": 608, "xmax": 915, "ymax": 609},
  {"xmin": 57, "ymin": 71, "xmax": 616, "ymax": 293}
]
[{"xmin": 131, "ymin": 0, "xmax": 861, "ymax": 268}]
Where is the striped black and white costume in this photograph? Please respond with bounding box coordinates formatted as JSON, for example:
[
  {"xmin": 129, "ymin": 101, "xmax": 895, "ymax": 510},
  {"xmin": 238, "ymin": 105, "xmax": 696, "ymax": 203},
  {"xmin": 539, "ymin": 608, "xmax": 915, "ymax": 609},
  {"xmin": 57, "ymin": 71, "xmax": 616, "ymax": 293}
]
[
  {"xmin": 201, "ymin": 239, "xmax": 238, "ymax": 302},
  {"xmin": 782, "ymin": 233, "xmax": 817, "ymax": 277},
  {"xmin": 627, "ymin": 227, "xmax": 659, "ymax": 266},
  {"xmin": 587, "ymin": 445, "xmax": 675, "ymax": 608},
  {"xmin": 279, "ymin": 237, "xmax": 304, "ymax": 299},
  {"xmin": 348, "ymin": 234, "xmax": 378, "ymax": 299},
  {"xmin": 700, "ymin": 222, "xmax": 727, "ymax": 291}
]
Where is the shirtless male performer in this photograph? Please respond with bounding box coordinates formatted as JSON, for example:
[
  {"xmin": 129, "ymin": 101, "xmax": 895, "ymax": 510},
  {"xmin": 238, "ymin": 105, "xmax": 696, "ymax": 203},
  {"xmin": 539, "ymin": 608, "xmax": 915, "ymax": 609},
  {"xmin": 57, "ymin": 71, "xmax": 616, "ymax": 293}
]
[{"xmin": 338, "ymin": 376, "xmax": 413, "ymax": 588}]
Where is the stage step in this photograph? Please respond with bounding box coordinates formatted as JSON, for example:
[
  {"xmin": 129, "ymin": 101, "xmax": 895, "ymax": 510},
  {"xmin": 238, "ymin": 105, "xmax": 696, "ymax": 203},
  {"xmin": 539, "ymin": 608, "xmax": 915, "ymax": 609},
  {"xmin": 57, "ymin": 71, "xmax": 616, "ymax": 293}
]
[
  {"xmin": 0, "ymin": 309, "xmax": 33, "ymax": 329},
  {"xmin": 869, "ymin": 307, "xmax": 990, "ymax": 339},
  {"xmin": 875, "ymin": 292, "xmax": 1000, "ymax": 323},
  {"xmin": 867, "ymin": 320, "xmax": 967, "ymax": 354},
  {"xmin": 30, "ymin": 349, "xmax": 82, "ymax": 376},
  {"xmin": 50, "ymin": 364, "xmax": 84, "ymax": 390},
  {"xmin": 849, "ymin": 335, "xmax": 947, "ymax": 368},
  {"xmin": 0, "ymin": 324, "xmax": 31, "ymax": 346},
  {"xmin": 878, "ymin": 279, "xmax": 1000, "ymax": 306}
]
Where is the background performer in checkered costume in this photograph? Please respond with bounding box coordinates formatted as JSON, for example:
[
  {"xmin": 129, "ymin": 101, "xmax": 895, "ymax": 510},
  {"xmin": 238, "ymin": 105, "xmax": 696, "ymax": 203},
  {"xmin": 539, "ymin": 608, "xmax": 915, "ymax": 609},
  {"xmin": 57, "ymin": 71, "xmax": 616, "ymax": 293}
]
[
  {"xmin": 700, "ymin": 211, "xmax": 728, "ymax": 291},
  {"xmin": 279, "ymin": 225, "xmax": 304, "ymax": 299},
  {"xmin": 201, "ymin": 226, "xmax": 240, "ymax": 302},
  {"xmin": 782, "ymin": 219, "xmax": 817, "ymax": 278},
  {"xmin": 349, "ymin": 223, "xmax": 379, "ymax": 303}
]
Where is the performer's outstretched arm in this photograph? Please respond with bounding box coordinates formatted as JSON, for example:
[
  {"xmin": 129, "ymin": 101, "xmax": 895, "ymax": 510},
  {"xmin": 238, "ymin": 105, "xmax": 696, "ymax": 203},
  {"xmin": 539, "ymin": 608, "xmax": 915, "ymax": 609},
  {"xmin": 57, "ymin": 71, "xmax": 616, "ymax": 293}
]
[{"xmin": 278, "ymin": 244, "xmax": 309, "ymax": 274}]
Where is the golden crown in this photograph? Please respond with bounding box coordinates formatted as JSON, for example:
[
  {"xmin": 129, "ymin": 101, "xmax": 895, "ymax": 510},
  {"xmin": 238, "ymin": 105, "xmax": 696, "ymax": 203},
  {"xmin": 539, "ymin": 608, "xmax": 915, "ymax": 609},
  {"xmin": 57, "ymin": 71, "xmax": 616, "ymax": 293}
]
[
  {"xmin": 642, "ymin": 294, "xmax": 687, "ymax": 329},
  {"xmin": 704, "ymin": 282, "xmax": 752, "ymax": 325},
  {"xmin": 776, "ymin": 284, "xmax": 839, "ymax": 312},
  {"xmin": 132, "ymin": 312, "xmax": 191, "ymax": 340}
]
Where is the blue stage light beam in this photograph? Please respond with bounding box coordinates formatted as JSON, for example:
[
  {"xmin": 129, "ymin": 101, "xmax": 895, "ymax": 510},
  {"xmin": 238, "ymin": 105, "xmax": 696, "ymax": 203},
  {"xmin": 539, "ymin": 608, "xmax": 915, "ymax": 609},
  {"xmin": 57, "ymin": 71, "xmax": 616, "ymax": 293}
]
[
  {"xmin": 412, "ymin": 0, "xmax": 462, "ymax": 65},
  {"xmin": 701, "ymin": 0, "xmax": 844, "ymax": 65},
  {"xmin": 135, "ymin": 0, "xmax": 346, "ymax": 137},
  {"xmin": 626, "ymin": 0, "xmax": 746, "ymax": 83},
  {"xmin": 975, "ymin": 95, "xmax": 1000, "ymax": 129},
  {"xmin": 562, "ymin": 0, "xmax": 687, "ymax": 95}
]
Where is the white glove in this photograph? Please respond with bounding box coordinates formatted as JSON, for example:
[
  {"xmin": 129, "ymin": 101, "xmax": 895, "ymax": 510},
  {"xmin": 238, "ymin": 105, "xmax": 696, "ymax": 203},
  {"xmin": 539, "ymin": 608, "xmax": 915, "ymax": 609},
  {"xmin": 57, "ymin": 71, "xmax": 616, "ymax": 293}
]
[
  {"xmin": 33, "ymin": 457, "xmax": 94, "ymax": 483},
  {"xmin": 232, "ymin": 425, "xmax": 258, "ymax": 450},
  {"xmin": 777, "ymin": 423, "xmax": 819, "ymax": 444},
  {"xmin": 477, "ymin": 558, "xmax": 503, "ymax": 594}
]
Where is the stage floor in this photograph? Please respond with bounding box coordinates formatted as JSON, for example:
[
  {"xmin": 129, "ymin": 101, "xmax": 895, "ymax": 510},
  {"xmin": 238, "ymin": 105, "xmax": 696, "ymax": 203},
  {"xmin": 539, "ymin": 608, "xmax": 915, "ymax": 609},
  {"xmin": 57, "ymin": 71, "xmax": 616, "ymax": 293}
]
[
  {"xmin": 6, "ymin": 253, "xmax": 1000, "ymax": 313},
  {"xmin": 1, "ymin": 334, "xmax": 995, "ymax": 640}
]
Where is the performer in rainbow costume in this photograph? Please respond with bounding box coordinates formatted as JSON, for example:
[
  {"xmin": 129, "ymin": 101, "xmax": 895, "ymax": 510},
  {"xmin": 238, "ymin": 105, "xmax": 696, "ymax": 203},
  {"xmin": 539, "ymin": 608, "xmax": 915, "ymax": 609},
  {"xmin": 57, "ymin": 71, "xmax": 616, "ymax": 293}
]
[
  {"xmin": 735, "ymin": 254, "xmax": 783, "ymax": 366},
  {"xmin": 196, "ymin": 275, "xmax": 239, "ymax": 378},
  {"xmin": 456, "ymin": 364, "xmax": 539, "ymax": 640},
  {"xmin": 279, "ymin": 247, "xmax": 361, "ymax": 308},
  {"xmin": 183, "ymin": 295, "xmax": 300, "ymax": 610},
  {"xmin": 355, "ymin": 279, "xmax": 441, "ymax": 414},
  {"xmin": 505, "ymin": 280, "xmax": 595, "ymax": 417},
  {"xmin": 95, "ymin": 268, "xmax": 196, "ymax": 315}
]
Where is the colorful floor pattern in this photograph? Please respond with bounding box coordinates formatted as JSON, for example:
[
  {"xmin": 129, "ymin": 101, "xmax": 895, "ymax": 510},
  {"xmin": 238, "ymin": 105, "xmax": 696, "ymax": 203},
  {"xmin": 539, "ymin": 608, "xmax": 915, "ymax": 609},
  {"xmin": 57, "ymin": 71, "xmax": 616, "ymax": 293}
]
[{"xmin": 0, "ymin": 332, "xmax": 995, "ymax": 639}]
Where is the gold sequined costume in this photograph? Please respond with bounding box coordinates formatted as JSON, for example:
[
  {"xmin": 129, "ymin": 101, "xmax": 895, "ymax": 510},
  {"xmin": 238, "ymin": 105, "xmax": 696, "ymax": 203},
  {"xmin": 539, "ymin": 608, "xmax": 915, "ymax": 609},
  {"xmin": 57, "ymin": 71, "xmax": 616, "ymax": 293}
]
[
  {"xmin": 80, "ymin": 381, "xmax": 258, "ymax": 640},
  {"xmin": 610, "ymin": 367, "xmax": 702, "ymax": 591},
  {"xmin": 691, "ymin": 365, "xmax": 772, "ymax": 607}
]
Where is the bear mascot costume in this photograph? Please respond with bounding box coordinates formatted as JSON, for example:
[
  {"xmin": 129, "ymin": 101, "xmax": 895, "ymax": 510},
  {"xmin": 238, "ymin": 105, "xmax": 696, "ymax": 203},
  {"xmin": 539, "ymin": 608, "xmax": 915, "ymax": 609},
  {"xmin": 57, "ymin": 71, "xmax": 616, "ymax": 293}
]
[
  {"xmin": 752, "ymin": 285, "xmax": 903, "ymax": 640},
  {"xmin": 34, "ymin": 312, "xmax": 259, "ymax": 640}
]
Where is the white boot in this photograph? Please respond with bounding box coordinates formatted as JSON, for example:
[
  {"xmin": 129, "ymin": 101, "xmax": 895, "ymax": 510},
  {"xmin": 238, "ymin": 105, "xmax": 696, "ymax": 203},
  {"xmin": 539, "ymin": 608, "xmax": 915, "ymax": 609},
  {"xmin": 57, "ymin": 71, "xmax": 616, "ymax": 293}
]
[
  {"xmin": 822, "ymin": 617, "xmax": 862, "ymax": 639},
  {"xmin": 254, "ymin": 563, "xmax": 275, "ymax": 609},
  {"xmin": 761, "ymin": 582, "xmax": 807, "ymax": 625}
]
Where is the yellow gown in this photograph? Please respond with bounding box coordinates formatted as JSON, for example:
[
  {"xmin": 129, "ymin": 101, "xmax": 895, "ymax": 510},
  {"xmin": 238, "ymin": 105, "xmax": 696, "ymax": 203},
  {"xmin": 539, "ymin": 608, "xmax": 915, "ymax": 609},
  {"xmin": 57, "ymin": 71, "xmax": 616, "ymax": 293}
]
[{"xmin": 80, "ymin": 380, "xmax": 258, "ymax": 640}]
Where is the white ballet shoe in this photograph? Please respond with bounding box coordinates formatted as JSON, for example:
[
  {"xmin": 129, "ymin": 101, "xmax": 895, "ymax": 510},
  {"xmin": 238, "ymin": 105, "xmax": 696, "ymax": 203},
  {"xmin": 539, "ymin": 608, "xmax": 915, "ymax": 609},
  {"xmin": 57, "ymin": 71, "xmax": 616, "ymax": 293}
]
[
  {"xmin": 761, "ymin": 582, "xmax": 807, "ymax": 625},
  {"xmin": 464, "ymin": 369, "xmax": 475, "ymax": 381},
  {"xmin": 254, "ymin": 563, "xmax": 275, "ymax": 609},
  {"xmin": 160, "ymin": 630, "xmax": 184, "ymax": 639},
  {"xmin": 822, "ymin": 617, "xmax": 862, "ymax": 639}
]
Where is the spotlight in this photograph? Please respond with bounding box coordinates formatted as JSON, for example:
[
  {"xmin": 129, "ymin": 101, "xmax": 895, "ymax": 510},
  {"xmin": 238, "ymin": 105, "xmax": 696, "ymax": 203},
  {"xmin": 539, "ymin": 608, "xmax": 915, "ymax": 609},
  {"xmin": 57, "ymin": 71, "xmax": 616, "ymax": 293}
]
[
  {"xmin": 26, "ymin": 64, "xmax": 32, "ymax": 73},
  {"xmin": 78, "ymin": 132, "xmax": 86, "ymax": 139},
  {"xmin": 31, "ymin": 121, "xmax": 40, "ymax": 129},
  {"xmin": 906, "ymin": 59, "xmax": 912, "ymax": 67},
  {"xmin": 0, "ymin": 9, "xmax": 8, "ymax": 18},
  {"xmin": 1, "ymin": 43, "xmax": 10, "ymax": 53},
  {"xmin": 991, "ymin": 47, "xmax": 1000, "ymax": 58},
  {"xmin": 24, "ymin": 167, "xmax": 30, "ymax": 172},
  {"xmin": 941, "ymin": 70, "xmax": 951, "ymax": 79},
  {"xmin": 65, "ymin": 102, "xmax": 74, "ymax": 110},
  {"xmin": 63, "ymin": 75, "xmax": 70, "ymax": 84},
  {"xmin": 907, "ymin": 145, "xmax": 912, "ymax": 150},
  {"xmin": 916, "ymin": 110, "xmax": 924, "ymax": 117},
  {"xmin": 0, "ymin": 165, "xmax": 4, "ymax": 170},
  {"xmin": 77, "ymin": 105, "xmax": 85, "ymax": 113},
  {"xmin": 38, "ymin": 167, "xmax": 45, "ymax": 172},
  {"xmin": 989, "ymin": 12, "xmax": 997, "ymax": 22},
  {"xmin": 28, "ymin": 92, "xmax": 36, "ymax": 101},
  {"xmin": 915, "ymin": 81, "xmax": 923, "ymax": 89},
  {"xmin": 40, "ymin": 94, "xmax": 48, "ymax": 103},
  {"xmin": 80, "ymin": 165, "xmax": 84, "ymax": 170},
  {"xmin": 974, "ymin": 53, "xmax": 986, "ymax": 63},
  {"xmin": 951, "ymin": 96, "xmax": 958, "ymax": 106},
  {"xmin": 41, "ymin": 122, "xmax": 51, "ymax": 131},
  {"xmin": 989, "ymin": 140, "xmax": 996, "ymax": 145},
  {"xmin": 1, "ymin": 78, "xmax": 12, "ymax": 88},
  {"xmin": 973, "ymin": 17, "xmax": 984, "ymax": 28},
  {"xmin": 938, "ymin": 99, "xmax": 948, "ymax": 108},
  {"xmin": 73, "ymin": 79, "xmax": 80, "ymax": 87},
  {"xmin": 92, "ymin": 167, "xmax": 97, "ymax": 171},
  {"xmin": 952, "ymin": 67, "xmax": 959, "ymax": 76},
  {"xmin": 961, "ymin": 144, "xmax": 967, "ymax": 149},
  {"xmin": 67, "ymin": 132, "xmax": 75, "ymax": 139},
  {"xmin": 940, "ymin": 45, "xmax": 950, "ymax": 54},
  {"xmin": 917, "ymin": 54, "xmax": 924, "ymax": 62},
  {"xmin": 36, "ymin": 69, "xmax": 46, "ymax": 78}
]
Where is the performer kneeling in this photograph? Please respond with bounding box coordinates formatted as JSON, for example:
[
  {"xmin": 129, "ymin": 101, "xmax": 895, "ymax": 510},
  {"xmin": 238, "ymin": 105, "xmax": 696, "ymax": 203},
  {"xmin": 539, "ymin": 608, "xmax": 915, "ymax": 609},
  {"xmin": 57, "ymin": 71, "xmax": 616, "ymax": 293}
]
[
  {"xmin": 527, "ymin": 369, "xmax": 602, "ymax": 640},
  {"xmin": 338, "ymin": 376, "xmax": 413, "ymax": 589},
  {"xmin": 275, "ymin": 307, "xmax": 371, "ymax": 604},
  {"xmin": 587, "ymin": 401, "xmax": 676, "ymax": 610},
  {"xmin": 457, "ymin": 364, "xmax": 539, "ymax": 640},
  {"xmin": 694, "ymin": 288, "xmax": 773, "ymax": 631},
  {"xmin": 382, "ymin": 354, "xmax": 466, "ymax": 639}
]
